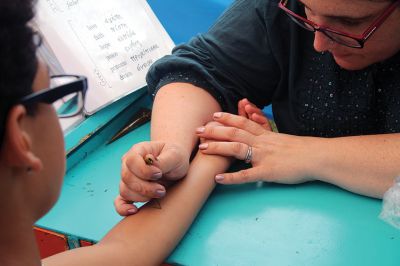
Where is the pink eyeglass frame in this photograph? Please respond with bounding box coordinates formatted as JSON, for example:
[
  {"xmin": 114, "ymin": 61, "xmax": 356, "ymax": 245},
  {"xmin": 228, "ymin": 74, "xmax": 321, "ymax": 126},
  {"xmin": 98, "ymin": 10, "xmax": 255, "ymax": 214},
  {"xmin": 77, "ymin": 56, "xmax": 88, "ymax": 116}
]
[{"xmin": 279, "ymin": 0, "xmax": 400, "ymax": 48}]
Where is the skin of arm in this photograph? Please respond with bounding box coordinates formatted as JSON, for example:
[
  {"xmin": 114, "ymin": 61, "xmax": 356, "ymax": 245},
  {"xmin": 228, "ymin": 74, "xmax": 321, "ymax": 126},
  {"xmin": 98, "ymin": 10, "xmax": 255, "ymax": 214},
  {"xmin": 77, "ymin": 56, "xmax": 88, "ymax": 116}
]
[
  {"xmin": 313, "ymin": 134, "xmax": 400, "ymax": 198},
  {"xmin": 115, "ymin": 82, "xmax": 223, "ymax": 214},
  {"xmin": 151, "ymin": 82, "xmax": 221, "ymax": 157},
  {"xmin": 43, "ymin": 150, "xmax": 230, "ymax": 266}
]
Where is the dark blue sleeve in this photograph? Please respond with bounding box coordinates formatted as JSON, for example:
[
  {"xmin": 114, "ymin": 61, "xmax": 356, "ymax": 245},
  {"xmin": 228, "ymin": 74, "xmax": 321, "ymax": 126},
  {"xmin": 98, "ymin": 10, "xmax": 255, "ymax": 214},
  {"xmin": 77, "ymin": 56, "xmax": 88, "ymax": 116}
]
[{"xmin": 146, "ymin": 0, "xmax": 282, "ymax": 113}]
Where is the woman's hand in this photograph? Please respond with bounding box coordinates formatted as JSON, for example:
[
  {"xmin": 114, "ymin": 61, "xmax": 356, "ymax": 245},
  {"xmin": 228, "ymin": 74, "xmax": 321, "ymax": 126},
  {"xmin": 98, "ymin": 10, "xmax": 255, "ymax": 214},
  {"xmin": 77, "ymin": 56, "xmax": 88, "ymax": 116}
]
[
  {"xmin": 196, "ymin": 112, "xmax": 316, "ymax": 185},
  {"xmin": 238, "ymin": 98, "xmax": 271, "ymax": 130},
  {"xmin": 115, "ymin": 141, "xmax": 190, "ymax": 216}
]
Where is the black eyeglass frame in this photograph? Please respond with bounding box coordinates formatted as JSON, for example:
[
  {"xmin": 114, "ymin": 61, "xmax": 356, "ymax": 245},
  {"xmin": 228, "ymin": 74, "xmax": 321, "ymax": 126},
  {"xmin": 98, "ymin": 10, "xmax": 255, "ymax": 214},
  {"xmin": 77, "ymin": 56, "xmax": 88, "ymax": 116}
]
[{"xmin": 19, "ymin": 74, "xmax": 88, "ymax": 118}]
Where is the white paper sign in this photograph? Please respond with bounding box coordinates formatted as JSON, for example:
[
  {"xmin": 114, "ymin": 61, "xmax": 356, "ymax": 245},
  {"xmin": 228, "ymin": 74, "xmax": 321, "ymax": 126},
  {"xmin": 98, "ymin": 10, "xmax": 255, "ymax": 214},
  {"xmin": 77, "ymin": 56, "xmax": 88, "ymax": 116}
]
[{"xmin": 36, "ymin": 0, "xmax": 174, "ymax": 114}]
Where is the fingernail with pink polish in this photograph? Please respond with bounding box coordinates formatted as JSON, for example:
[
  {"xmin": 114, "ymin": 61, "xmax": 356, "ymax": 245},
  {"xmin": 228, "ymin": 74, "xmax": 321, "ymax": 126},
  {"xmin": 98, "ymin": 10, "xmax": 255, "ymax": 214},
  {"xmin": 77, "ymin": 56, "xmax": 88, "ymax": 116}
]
[
  {"xmin": 196, "ymin": 127, "xmax": 205, "ymax": 133},
  {"xmin": 156, "ymin": 189, "xmax": 166, "ymax": 197},
  {"xmin": 199, "ymin": 143, "xmax": 208, "ymax": 149},
  {"xmin": 152, "ymin": 172, "xmax": 162, "ymax": 180},
  {"xmin": 213, "ymin": 112, "xmax": 222, "ymax": 118},
  {"xmin": 215, "ymin": 175, "xmax": 224, "ymax": 181},
  {"xmin": 127, "ymin": 208, "xmax": 137, "ymax": 215}
]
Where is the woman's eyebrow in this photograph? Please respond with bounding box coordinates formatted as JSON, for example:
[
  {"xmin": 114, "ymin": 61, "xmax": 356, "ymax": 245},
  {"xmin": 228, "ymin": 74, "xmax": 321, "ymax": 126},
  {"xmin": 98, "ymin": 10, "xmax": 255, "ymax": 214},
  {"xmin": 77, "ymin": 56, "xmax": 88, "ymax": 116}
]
[
  {"xmin": 325, "ymin": 13, "xmax": 376, "ymax": 22},
  {"xmin": 300, "ymin": 0, "xmax": 377, "ymax": 21}
]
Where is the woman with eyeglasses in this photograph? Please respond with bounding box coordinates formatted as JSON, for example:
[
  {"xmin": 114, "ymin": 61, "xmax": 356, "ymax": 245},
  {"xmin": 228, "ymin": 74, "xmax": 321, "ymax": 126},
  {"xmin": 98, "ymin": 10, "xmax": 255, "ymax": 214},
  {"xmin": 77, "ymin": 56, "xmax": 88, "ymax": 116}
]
[
  {"xmin": 0, "ymin": 0, "xmax": 233, "ymax": 265},
  {"xmin": 116, "ymin": 0, "xmax": 400, "ymax": 216}
]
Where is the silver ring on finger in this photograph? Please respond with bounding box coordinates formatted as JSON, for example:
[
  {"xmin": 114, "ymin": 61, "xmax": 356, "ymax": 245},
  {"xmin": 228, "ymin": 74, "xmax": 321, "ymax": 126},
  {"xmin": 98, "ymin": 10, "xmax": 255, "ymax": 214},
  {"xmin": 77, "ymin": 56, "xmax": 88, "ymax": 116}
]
[{"xmin": 244, "ymin": 145, "xmax": 253, "ymax": 164}]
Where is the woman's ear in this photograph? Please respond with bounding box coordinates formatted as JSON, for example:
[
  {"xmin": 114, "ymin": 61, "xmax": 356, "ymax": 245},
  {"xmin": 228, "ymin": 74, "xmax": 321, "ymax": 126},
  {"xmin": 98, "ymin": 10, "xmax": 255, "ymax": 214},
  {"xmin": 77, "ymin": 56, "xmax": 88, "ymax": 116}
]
[{"xmin": 1, "ymin": 105, "xmax": 43, "ymax": 172}]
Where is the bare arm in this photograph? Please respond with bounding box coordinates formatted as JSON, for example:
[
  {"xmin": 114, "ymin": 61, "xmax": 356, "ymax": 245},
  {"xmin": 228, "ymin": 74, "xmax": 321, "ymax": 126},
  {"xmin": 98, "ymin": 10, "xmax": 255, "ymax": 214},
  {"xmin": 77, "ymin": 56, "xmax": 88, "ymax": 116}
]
[
  {"xmin": 114, "ymin": 82, "xmax": 223, "ymax": 214},
  {"xmin": 151, "ymin": 83, "xmax": 222, "ymax": 157},
  {"xmin": 314, "ymin": 134, "xmax": 400, "ymax": 198},
  {"xmin": 43, "ymin": 151, "xmax": 230, "ymax": 266}
]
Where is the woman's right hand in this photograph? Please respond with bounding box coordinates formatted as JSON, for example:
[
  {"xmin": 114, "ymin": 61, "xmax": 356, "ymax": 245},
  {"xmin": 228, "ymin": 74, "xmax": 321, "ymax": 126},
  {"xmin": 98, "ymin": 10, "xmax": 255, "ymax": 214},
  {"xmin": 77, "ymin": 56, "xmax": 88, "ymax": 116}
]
[{"xmin": 114, "ymin": 141, "xmax": 190, "ymax": 216}]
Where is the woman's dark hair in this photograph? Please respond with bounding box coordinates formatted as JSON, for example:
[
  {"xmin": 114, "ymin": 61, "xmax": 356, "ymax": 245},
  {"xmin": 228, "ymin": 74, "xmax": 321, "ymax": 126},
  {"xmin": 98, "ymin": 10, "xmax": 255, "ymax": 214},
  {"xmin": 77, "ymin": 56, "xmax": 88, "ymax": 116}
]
[{"xmin": 0, "ymin": 0, "xmax": 38, "ymax": 147}]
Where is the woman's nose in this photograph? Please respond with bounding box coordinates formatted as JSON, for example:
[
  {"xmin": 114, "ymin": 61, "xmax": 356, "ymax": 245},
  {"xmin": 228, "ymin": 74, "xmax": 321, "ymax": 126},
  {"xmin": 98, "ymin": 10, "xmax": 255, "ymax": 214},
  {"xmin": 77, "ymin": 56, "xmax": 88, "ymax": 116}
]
[{"xmin": 313, "ymin": 31, "xmax": 333, "ymax": 52}]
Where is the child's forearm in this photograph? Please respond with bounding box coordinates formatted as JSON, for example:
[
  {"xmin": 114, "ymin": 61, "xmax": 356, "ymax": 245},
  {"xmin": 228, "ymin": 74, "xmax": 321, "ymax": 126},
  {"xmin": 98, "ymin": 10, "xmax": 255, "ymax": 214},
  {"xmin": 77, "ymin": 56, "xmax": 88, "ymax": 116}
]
[{"xmin": 43, "ymin": 152, "xmax": 230, "ymax": 266}]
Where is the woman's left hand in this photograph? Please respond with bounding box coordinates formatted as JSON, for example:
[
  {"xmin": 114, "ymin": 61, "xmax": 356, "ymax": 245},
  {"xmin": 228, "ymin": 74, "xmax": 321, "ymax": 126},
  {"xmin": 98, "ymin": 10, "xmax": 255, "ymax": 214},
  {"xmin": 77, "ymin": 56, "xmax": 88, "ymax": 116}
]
[{"xmin": 196, "ymin": 112, "xmax": 317, "ymax": 185}]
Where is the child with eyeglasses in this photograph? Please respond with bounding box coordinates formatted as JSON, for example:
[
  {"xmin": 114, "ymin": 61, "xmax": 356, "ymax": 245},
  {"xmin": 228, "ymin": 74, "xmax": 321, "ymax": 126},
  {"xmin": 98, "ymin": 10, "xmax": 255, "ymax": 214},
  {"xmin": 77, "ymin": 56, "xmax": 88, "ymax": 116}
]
[
  {"xmin": 117, "ymin": 0, "xmax": 400, "ymax": 215},
  {"xmin": 0, "ymin": 0, "xmax": 233, "ymax": 265}
]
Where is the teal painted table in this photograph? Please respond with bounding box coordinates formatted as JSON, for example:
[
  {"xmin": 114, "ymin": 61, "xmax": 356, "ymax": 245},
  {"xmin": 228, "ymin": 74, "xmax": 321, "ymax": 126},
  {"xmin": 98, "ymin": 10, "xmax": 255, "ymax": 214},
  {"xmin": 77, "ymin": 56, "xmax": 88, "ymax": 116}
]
[{"xmin": 36, "ymin": 0, "xmax": 400, "ymax": 265}]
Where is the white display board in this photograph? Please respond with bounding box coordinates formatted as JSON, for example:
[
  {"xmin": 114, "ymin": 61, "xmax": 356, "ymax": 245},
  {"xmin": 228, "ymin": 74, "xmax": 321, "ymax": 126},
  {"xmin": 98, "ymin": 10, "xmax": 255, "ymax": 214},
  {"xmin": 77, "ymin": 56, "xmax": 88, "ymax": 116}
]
[{"xmin": 36, "ymin": 0, "xmax": 174, "ymax": 115}]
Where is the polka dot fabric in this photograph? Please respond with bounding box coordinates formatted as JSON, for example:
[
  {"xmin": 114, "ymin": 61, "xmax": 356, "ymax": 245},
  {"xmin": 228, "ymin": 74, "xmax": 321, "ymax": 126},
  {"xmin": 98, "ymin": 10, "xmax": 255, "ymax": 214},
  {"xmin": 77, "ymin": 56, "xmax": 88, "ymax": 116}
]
[{"xmin": 296, "ymin": 52, "xmax": 400, "ymax": 137}]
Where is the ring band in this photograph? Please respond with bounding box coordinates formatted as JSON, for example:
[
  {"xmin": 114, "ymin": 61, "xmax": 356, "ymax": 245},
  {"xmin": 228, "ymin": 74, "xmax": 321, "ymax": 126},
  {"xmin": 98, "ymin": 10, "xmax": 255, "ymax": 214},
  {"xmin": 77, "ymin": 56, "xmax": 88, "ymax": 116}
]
[{"xmin": 244, "ymin": 145, "xmax": 252, "ymax": 164}]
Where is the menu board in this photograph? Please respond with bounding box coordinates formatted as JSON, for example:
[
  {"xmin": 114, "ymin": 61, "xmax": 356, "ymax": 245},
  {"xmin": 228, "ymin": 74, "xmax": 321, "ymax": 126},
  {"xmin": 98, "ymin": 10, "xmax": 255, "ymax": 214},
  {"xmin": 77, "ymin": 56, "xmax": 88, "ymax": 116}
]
[{"xmin": 35, "ymin": 0, "xmax": 174, "ymax": 115}]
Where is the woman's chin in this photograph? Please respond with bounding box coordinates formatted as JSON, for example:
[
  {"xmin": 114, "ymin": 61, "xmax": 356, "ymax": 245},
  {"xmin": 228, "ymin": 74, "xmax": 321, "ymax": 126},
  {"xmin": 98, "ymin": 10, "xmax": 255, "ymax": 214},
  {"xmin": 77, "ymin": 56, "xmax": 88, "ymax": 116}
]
[{"xmin": 333, "ymin": 55, "xmax": 367, "ymax": 71}]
